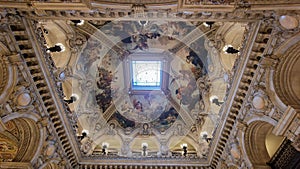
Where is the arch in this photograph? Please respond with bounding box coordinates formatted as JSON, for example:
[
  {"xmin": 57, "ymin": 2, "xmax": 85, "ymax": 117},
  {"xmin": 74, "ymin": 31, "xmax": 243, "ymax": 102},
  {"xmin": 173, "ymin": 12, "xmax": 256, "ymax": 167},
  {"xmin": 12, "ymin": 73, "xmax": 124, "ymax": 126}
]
[
  {"xmin": 168, "ymin": 135, "xmax": 200, "ymax": 156},
  {"xmin": 130, "ymin": 136, "xmax": 160, "ymax": 154},
  {"xmin": 2, "ymin": 112, "xmax": 41, "ymax": 123},
  {"xmin": 273, "ymin": 33, "xmax": 300, "ymax": 110},
  {"xmin": 245, "ymin": 115, "xmax": 277, "ymax": 127},
  {"xmin": 92, "ymin": 134, "xmax": 123, "ymax": 155},
  {"xmin": 1, "ymin": 118, "xmax": 41, "ymax": 162},
  {"xmin": 244, "ymin": 121, "xmax": 273, "ymax": 168}
]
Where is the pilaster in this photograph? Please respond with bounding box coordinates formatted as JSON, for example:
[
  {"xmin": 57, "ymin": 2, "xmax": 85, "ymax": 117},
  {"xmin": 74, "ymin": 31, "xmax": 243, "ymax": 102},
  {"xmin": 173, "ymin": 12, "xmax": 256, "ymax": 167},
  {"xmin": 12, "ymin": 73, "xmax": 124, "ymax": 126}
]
[{"xmin": 273, "ymin": 106, "xmax": 300, "ymax": 142}]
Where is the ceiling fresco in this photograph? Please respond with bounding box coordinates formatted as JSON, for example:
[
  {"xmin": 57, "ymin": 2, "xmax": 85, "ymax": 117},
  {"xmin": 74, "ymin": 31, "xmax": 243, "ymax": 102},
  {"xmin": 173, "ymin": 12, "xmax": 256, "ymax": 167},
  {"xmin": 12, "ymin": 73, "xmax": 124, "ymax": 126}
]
[
  {"xmin": 45, "ymin": 18, "xmax": 246, "ymax": 160},
  {"xmin": 0, "ymin": 0, "xmax": 299, "ymax": 168}
]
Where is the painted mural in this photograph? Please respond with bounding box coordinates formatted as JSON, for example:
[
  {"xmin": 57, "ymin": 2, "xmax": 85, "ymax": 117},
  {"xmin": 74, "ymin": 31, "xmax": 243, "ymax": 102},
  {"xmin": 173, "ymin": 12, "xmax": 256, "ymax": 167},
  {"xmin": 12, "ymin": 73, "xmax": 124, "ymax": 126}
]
[
  {"xmin": 92, "ymin": 20, "xmax": 209, "ymax": 133},
  {"xmin": 97, "ymin": 20, "xmax": 195, "ymax": 50}
]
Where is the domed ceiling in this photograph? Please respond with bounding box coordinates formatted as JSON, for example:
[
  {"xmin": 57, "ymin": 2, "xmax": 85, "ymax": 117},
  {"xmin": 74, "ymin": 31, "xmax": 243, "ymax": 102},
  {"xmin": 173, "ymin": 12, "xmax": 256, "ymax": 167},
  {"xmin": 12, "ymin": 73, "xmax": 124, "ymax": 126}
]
[
  {"xmin": 2, "ymin": 0, "xmax": 299, "ymax": 168},
  {"xmin": 42, "ymin": 16, "xmax": 245, "ymax": 165}
]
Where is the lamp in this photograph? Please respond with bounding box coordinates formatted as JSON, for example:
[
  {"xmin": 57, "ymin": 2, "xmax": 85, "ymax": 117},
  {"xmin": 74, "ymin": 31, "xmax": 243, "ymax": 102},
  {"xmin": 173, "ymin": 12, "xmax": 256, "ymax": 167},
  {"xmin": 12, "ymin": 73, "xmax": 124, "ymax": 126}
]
[
  {"xmin": 203, "ymin": 22, "xmax": 214, "ymax": 29},
  {"xmin": 64, "ymin": 94, "xmax": 78, "ymax": 104},
  {"xmin": 138, "ymin": 20, "xmax": 148, "ymax": 26},
  {"xmin": 142, "ymin": 143, "xmax": 148, "ymax": 156},
  {"xmin": 71, "ymin": 20, "xmax": 84, "ymax": 26},
  {"xmin": 102, "ymin": 142, "xmax": 109, "ymax": 155},
  {"xmin": 46, "ymin": 43, "xmax": 65, "ymax": 53},
  {"xmin": 223, "ymin": 45, "xmax": 239, "ymax": 54},
  {"xmin": 181, "ymin": 143, "xmax": 188, "ymax": 157},
  {"xmin": 201, "ymin": 131, "xmax": 212, "ymax": 143}
]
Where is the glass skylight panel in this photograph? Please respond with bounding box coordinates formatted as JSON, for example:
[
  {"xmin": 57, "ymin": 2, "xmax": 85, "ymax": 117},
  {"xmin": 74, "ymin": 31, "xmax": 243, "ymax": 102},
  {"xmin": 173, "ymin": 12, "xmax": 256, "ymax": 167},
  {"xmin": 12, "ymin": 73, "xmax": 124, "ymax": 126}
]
[{"xmin": 131, "ymin": 61, "xmax": 162, "ymax": 88}]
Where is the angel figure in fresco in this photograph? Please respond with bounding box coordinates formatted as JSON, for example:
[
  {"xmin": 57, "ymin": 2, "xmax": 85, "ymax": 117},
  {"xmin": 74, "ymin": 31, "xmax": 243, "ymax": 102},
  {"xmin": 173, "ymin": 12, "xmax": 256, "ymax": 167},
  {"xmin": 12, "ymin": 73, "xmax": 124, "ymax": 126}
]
[
  {"xmin": 133, "ymin": 99, "xmax": 143, "ymax": 113},
  {"xmin": 131, "ymin": 33, "xmax": 149, "ymax": 51},
  {"xmin": 175, "ymin": 77, "xmax": 201, "ymax": 110},
  {"xmin": 186, "ymin": 50, "xmax": 204, "ymax": 68}
]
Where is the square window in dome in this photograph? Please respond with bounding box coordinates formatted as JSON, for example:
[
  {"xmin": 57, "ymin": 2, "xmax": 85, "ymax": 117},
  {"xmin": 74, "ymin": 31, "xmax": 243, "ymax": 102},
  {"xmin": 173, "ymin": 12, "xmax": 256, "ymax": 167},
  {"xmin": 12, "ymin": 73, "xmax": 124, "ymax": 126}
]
[{"xmin": 131, "ymin": 60, "xmax": 162, "ymax": 90}]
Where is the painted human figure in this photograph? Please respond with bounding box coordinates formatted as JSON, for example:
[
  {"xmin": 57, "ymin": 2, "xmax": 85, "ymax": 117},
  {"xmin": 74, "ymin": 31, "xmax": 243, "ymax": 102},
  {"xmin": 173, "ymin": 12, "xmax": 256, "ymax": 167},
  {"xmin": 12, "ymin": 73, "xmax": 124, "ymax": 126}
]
[
  {"xmin": 175, "ymin": 78, "xmax": 198, "ymax": 108},
  {"xmin": 142, "ymin": 123, "xmax": 150, "ymax": 135},
  {"xmin": 133, "ymin": 99, "xmax": 143, "ymax": 113},
  {"xmin": 107, "ymin": 123, "xmax": 116, "ymax": 135}
]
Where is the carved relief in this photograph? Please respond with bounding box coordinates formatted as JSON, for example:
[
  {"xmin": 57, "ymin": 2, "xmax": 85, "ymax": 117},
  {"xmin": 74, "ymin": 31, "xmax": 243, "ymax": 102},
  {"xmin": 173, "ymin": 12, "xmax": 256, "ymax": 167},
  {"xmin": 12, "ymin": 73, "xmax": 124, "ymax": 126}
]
[
  {"xmin": 68, "ymin": 31, "xmax": 87, "ymax": 52},
  {"xmin": 248, "ymin": 85, "xmax": 273, "ymax": 116},
  {"xmin": 8, "ymin": 85, "xmax": 35, "ymax": 113},
  {"xmin": 0, "ymin": 56, "xmax": 9, "ymax": 101},
  {"xmin": 34, "ymin": 132, "xmax": 68, "ymax": 169},
  {"xmin": 80, "ymin": 136, "xmax": 96, "ymax": 155},
  {"xmin": 0, "ymin": 135, "xmax": 18, "ymax": 162}
]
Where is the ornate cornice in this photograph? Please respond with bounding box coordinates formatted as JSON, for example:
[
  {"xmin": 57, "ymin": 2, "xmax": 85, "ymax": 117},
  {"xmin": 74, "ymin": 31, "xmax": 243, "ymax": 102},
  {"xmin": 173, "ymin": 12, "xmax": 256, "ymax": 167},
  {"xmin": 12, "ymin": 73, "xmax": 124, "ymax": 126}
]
[
  {"xmin": 23, "ymin": 19, "xmax": 80, "ymax": 168},
  {"xmin": 0, "ymin": 16, "xmax": 76, "ymax": 168},
  {"xmin": 209, "ymin": 21, "xmax": 261, "ymax": 168},
  {"xmin": 6, "ymin": 9, "xmax": 269, "ymax": 22},
  {"xmin": 210, "ymin": 19, "xmax": 277, "ymax": 168}
]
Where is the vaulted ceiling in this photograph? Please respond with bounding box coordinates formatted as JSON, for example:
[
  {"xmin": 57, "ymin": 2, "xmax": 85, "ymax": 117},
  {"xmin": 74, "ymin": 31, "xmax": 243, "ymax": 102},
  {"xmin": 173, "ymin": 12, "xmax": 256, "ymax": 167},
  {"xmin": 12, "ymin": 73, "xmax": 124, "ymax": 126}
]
[
  {"xmin": 0, "ymin": 1, "xmax": 299, "ymax": 169},
  {"xmin": 41, "ymin": 17, "xmax": 246, "ymax": 163}
]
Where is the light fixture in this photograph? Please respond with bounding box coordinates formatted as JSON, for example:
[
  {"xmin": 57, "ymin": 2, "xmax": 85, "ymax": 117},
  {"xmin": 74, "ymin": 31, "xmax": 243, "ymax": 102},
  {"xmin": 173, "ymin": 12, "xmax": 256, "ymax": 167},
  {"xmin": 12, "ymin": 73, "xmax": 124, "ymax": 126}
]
[
  {"xmin": 180, "ymin": 143, "xmax": 188, "ymax": 157},
  {"xmin": 46, "ymin": 43, "xmax": 65, "ymax": 53},
  {"xmin": 82, "ymin": 129, "xmax": 89, "ymax": 135},
  {"xmin": 203, "ymin": 22, "xmax": 214, "ymax": 29},
  {"xmin": 141, "ymin": 142, "xmax": 148, "ymax": 148},
  {"xmin": 200, "ymin": 131, "xmax": 208, "ymax": 138},
  {"xmin": 223, "ymin": 45, "xmax": 239, "ymax": 54},
  {"xmin": 138, "ymin": 20, "xmax": 148, "ymax": 26},
  {"xmin": 180, "ymin": 143, "xmax": 188, "ymax": 148},
  {"xmin": 102, "ymin": 142, "xmax": 109, "ymax": 148},
  {"xmin": 64, "ymin": 94, "xmax": 79, "ymax": 104},
  {"xmin": 141, "ymin": 143, "xmax": 148, "ymax": 156},
  {"xmin": 55, "ymin": 43, "xmax": 65, "ymax": 52},
  {"xmin": 71, "ymin": 20, "xmax": 84, "ymax": 26},
  {"xmin": 200, "ymin": 131, "xmax": 212, "ymax": 143},
  {"xmin": 102, "ymin": 142, "xmax": 109, "ymax": 155},
  {"xmin": 209, "ymin": 95, "xmax": 224, "ymax": 106}
]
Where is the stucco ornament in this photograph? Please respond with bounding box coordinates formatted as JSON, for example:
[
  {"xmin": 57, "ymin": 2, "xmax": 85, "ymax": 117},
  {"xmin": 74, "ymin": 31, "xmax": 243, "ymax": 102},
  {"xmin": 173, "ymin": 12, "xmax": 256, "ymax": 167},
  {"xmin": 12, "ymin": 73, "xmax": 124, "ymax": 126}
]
[{"xmin": 279, "ymin": 15, "xmax": 299, "ymax": 30}]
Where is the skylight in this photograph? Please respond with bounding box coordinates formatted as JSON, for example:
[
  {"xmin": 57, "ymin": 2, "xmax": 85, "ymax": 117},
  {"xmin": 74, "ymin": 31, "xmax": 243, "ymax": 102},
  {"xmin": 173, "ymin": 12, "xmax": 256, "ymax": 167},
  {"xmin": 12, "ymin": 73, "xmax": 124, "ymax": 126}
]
[{"xmin": 131, "ymin": 60, "xmax": 162, "ymax": 90}]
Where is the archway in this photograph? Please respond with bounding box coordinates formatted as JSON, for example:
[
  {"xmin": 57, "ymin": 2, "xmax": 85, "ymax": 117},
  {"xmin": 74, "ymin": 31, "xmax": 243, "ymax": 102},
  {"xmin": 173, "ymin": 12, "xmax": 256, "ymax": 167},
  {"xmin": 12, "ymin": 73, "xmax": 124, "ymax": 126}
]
[
  {"xmin": 244, "ymin": 121, "xmax": 284, "ymax": 168},
  {"xmin": 0, "ymin": 118, "xmax": 40, "ymax": 163},
  {"xmin": 274, "ymin": 39, "xmax": 300, "ymax": 109}
]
